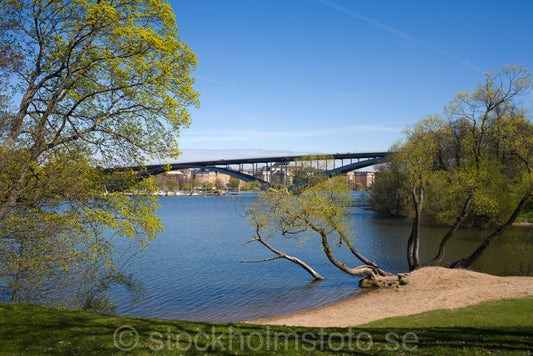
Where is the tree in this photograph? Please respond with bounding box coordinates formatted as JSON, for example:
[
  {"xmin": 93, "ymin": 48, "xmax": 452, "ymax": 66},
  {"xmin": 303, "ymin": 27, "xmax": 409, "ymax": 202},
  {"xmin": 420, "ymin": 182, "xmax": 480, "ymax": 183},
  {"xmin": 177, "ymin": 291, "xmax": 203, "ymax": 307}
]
[
  {"xmin": 394, "ymin": 116, "xmax": 442, "ymax": 271},
  {"xmin": 244, "ymin": 162, "xmax": 389, "ymax": 282},
  {"xmin": 215, "ymin": 177, "xmax": 225, "ymax": 190},
  {"xmin": 242, "ymin": 189, "xmax": 325, "ymax": 280},
  {"xmin": 167, "ymin": 179, "xmax": 178, "ymax": 192},
  {"xmin": 370, "ymin": 64, "xmax": 532, "ymax": 271},
  {"xmin": 368, "ymin": 157, "xmax": 409, "ymax": 217},
  {"xmin": 0, "ymin": 0, "xmax": 199, "ymax": 310},
  {"xmin": 201, "ymin": 182, "xmax": 213, "ymax": 193},
  {"xmin": 191, "ymin": 178, "xmax": 200, "ymax": 190},
  {"xmin": 227, "ymin": 178, "xmax": 241, "ymax": 191},
  {"xmin": 354, "ymin": 182, "xmax": 365, "ymax": 191}
]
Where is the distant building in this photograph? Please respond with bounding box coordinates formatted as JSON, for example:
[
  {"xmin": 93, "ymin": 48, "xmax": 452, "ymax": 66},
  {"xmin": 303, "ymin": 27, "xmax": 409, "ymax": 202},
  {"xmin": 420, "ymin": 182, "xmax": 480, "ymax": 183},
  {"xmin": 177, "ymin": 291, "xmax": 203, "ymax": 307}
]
[
  {"xmin": 254, "ymin": 164, "xmax": 291, "ymax": 185},
  {"xmin": 156, "ymin": 170, "xmax": 185, "ymax": 190},
  {"xmin": 194, "ymin": 169, "xmax": 217, "ymax": 184},
  {"xmin": 156, "ymin": 167, "xmax": 375, "ymax": 190},
  {"xmin": 193, "ymin": 169, "xmax": 233, "ymax": 187},
  {"xmin": 271, "ymin": 170, "xmax": 292, "ymax": 186},
  {"xmin": 346, "ymin": 171, "xmax": 375, "ymax": 189},
  {"xmin": 254, "ymin": 167, "xmax": 272, "ymax": 182}
]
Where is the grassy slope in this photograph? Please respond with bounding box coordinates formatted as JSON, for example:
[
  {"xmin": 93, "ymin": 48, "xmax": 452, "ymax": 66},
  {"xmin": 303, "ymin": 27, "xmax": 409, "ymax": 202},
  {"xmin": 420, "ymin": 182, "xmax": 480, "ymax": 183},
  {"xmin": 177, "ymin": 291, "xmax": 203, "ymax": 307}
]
[{"xmin": 0, "ymin": 297, "xmax": 532, "ymax": 355}]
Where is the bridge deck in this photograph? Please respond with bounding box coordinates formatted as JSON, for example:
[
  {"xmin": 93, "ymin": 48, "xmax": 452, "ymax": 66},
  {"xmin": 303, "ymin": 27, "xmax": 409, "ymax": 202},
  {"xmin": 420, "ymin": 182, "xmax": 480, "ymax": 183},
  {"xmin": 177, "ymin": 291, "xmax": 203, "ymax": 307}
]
[
  {"xmin": 103, "ymin": 152, "xmax": 390, "ymax": 190},
  {"xmin": 124, "ymin": 152, "xmax": 389, "ymax": 172}
]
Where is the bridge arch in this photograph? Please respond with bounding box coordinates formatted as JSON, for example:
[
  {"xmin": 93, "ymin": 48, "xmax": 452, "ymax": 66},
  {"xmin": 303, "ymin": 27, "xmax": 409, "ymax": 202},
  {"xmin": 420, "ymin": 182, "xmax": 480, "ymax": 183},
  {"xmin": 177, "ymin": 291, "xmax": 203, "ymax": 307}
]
[
  {"xmin": 323, "ymin": 157, "xmax": 385, "ymax": 178},
  {"xmin": 138, "ymin": 164, "xmax": 266, "ymax": 183}
]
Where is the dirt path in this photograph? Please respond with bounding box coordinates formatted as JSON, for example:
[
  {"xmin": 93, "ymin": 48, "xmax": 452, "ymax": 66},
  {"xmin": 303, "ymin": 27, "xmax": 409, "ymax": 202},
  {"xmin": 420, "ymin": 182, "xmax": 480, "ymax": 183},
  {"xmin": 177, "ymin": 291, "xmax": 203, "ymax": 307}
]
[{"xmin": 248, "ymin": 267, "xmax": 533, "ymax": 327}]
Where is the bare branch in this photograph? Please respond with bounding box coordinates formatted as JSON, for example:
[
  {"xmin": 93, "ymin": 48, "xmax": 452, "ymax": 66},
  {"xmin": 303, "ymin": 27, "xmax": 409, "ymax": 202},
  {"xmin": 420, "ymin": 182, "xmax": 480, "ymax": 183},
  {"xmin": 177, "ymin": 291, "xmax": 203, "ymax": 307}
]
[
  {"xmin": 242, "ymin": 238, "xmax": 259, "ymax": 245},
  {"xmin": 240, "ymin": 256, "xmax": 282, "ymax": 263}
]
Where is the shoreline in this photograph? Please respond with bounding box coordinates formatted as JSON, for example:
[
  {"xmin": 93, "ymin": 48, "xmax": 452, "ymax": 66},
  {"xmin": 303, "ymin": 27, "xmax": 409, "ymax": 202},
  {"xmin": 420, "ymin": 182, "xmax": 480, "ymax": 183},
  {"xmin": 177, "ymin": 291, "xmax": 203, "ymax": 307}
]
[
  {"xmin": 513, "ymin": 221, "xmax": 533, "ymax": 227},
  {"xmin": 247, "ymin": 267, "xmax": 533, "ymax": 328}
]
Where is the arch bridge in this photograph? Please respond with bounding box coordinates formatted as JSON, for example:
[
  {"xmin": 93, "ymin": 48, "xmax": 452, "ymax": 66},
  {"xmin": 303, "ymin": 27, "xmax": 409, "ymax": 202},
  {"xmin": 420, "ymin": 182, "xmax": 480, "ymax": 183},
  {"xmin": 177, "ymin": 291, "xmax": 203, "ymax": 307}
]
[{"xmin": 106, "ymin": 152, "xmax": 389, "ymax": 188}]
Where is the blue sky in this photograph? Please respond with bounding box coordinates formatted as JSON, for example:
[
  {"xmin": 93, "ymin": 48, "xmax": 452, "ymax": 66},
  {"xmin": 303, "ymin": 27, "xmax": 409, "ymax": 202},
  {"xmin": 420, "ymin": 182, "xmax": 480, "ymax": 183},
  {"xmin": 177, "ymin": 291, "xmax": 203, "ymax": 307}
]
[{"xmin": 169, "ymin": 0, "xmax": 533, "ymax": 161}]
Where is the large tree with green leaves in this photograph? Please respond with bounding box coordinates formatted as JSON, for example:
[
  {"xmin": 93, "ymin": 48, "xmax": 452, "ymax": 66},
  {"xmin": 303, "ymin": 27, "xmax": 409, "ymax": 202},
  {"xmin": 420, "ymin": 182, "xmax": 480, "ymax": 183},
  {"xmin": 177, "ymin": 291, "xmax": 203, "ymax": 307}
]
[
  {"xmin": 0, "ymin": 0, "xmax": 199, "ymax": 310},
  {"xmin": 370, "ymin": 64, "xmax": 532, "ymax": 271}
]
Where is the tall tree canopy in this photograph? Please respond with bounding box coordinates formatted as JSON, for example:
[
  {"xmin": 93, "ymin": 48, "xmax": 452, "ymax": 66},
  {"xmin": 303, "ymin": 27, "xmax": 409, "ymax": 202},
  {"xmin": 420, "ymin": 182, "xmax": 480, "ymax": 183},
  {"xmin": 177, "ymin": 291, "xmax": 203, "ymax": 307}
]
[
  {"xmin": 0, "ymin": 0, "xmax": 199, "ymax": 161},
  {"xmin": 370, "ymin": 64, "xmax": 532, "ymax": 271},
  {"xmin": 0, "ymin": 0, "xmax": 199, "ymax": 310}
]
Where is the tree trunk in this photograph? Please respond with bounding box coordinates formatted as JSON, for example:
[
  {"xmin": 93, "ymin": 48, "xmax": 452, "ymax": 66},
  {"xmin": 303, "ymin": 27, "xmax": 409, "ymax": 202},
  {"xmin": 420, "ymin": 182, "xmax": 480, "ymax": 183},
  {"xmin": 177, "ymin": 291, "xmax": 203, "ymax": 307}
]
[
  {"xmin": 407, "ymin": 186, "xmax": 423, "ymax": 271},
  {"xmin": 340, "ymin": 235, "xmax": 390, "ymax": 276},
  {"xmin": 327, "ymin": 216, "xmax": 390, "ymax": 276},
  {"xmin": 426, "ymin": 192, "xmax": 474, "ymax": 266},
  {"xmin": 0, "ymin": 165, "xmax": 30, "ymax": 221},
  {"xmin": 448, "ymin": 192, "xmax": 531, "ymax": 269},
  {"xmin": 320, "ymin": 229, "xmax": 381, "ymax": 279}
]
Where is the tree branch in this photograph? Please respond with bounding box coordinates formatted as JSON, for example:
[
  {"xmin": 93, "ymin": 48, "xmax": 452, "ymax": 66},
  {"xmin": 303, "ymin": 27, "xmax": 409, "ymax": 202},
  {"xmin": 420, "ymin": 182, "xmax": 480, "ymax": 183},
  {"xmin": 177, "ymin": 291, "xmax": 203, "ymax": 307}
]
[
  {"xmin": 240, "ymin": 256, "xmax": 282, "ymax": 263},
  {"xmin": 426, "ymin": 192, "xmax": 475, "ymax": 266},
  {"xmin": 448, "ymin": 190, "xmax": 531, "ymax": 269},
  {"xmin": 242, "ymin": 213, "xmax": 324, "ymax": 280}
]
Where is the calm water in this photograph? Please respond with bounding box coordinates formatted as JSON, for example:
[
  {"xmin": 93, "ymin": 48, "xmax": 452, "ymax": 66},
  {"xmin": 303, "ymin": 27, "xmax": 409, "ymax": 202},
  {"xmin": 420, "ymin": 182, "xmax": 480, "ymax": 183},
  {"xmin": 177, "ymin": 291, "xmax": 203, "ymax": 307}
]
[{"xmin": 112, "ymin": 192, "xmax": 532, "ymax": 322}]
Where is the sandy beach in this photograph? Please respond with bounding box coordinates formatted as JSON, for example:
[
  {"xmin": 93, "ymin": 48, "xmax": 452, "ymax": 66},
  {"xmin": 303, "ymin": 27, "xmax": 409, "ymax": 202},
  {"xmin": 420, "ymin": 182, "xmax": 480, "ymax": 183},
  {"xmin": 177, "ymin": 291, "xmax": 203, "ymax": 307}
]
[{"xmin": 249, "ymin": 267, "xmax": 533, "ymax": 328}]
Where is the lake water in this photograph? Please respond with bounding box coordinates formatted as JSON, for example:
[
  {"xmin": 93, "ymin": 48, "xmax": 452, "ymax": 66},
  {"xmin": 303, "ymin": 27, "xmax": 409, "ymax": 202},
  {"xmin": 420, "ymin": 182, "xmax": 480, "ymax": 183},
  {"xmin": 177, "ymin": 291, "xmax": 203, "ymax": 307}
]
[{"xmin": 112, "ymin": 192, "xmax": 532, "ymax": 322}]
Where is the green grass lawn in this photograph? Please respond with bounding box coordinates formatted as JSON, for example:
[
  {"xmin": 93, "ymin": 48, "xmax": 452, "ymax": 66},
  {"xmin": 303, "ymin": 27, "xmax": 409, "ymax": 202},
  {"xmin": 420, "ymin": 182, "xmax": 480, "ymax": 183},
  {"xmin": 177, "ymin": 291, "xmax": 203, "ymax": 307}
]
[{"xmin": 0, "ymin": 297, "xmax": 532, "ymax": 355}]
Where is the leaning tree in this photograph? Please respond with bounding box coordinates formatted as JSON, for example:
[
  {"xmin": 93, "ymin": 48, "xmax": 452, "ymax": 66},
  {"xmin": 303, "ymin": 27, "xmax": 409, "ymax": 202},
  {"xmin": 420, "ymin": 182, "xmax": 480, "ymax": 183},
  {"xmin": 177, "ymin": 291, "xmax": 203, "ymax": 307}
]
[{"xmin": 243, "ymin": 157, "xmax": 390, "ymax": 284}]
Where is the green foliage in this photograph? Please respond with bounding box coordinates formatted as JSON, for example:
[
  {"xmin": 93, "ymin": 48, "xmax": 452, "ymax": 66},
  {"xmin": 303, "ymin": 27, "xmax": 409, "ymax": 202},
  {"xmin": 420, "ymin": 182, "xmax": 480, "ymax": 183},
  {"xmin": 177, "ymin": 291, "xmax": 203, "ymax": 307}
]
[
  {"xmin": 200, "ymin": 181, "xmax": 213, "ymax": 192},
  {"xmin": 0, "ymin": 148, "xmax": 163, "ymax": 309},
  {"xmin": 0, "ymin": 0, "xmax": 198, "ymax": 310},
  {"xmin": 247, "ymin": 175, "xmax": 353, "ymax": 246},
  {"xmin": 0, "ymin": 0, "xmax": 199, "ymax": 161},
  {"xmin": 368, "ymin": 156, "xmax": 410, "ymax": 217},
  {"xmin": 292, "ymin": 154, "xmax": 335, "ymax": 186},
  {"xmin": 245, "ymin": 167, "xmax": 387, "ymax": 279},
  {"xmin": 227, "ymin": 177, "xmax": 241, "ymax": 191},
  {"xmin": 354, "ymin": 182, "xmax": 365, "ymax": 191},
  {"xmin": 166, "ymin": 179, "xmax": 178, "ymax": 192},
  {"xmin": 191, "ymin": 178, "xmax": 200, "ymax": 190},
  {"xmin": 516, "ymin": 207, "xmax": 533, "ymax": 223},
  {"xmin": 370, "ymin": 64, "xmax": 533, "ymax": 270},
  {"xmin": 371, "ymin": 64, "xmax": 533, "ymax": 228}
]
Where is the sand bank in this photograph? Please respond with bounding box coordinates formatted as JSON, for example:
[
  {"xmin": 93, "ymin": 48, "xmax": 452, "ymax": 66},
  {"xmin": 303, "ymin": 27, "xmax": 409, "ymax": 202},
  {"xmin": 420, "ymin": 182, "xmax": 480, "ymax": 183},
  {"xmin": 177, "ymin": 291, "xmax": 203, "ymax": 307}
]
[{"xmin": 249, "ymin": 267, "xmax": 533, "ymax": 327}]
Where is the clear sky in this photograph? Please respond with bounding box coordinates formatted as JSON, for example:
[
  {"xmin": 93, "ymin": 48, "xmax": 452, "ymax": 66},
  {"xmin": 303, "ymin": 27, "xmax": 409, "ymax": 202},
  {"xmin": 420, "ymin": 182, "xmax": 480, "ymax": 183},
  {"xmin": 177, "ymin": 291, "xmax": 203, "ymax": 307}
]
[{"xmin": 168, "ymin": 0, "xmax": 533, "ymax": 161}]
